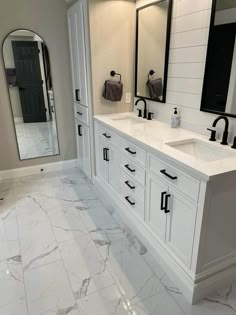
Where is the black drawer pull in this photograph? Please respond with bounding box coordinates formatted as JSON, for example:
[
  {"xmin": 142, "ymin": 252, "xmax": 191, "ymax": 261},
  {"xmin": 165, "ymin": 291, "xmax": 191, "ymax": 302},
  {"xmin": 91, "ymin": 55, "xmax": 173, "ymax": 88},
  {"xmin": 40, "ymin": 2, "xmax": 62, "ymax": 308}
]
[
  {"xmin": 103, "ymin": 133, "xmax": 111, "ymax": 139},
  {"xmin": 160, "ymin": 169, "xmax": 177, "ymax": 180},
  {"xmin": 75, "ymin": 89, "xmax": 80, "ymax": 102},
  {"xmin": 78, "ymin": 125, "xmax": 82, "ymax": 136},
  {"xmin": 125, "ymin": 196, "xmax": 135, "ymax": 206},
  {"xmin": 161, "ymin": 191, "xmax": 167, "ymax": 210},
  {"xmin": 125, "ymin": 181, "xmax": 135, "ymax": 190},
  {"xmin": 77, "ymin": 111, "xmax": 83, "ymax": 116},
  {"xmin": 124, "ymin": 164, "xmax": 135, "ymax": 173},
  {"xmin": 125, "ymin": 147, "xmax": 136, "ymax": 155},
  {"xmin": 164, "ymin": 194, "xmax": 171, "ymax": 213}
]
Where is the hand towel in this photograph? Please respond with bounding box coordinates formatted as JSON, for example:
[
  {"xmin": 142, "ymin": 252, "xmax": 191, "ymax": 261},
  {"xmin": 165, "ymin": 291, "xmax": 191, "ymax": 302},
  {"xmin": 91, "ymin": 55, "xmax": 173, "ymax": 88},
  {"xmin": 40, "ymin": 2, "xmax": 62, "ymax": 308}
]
[
  {"xmin": 103, "ymin": 80, "xmax": 123, "ymax": 102},
  {"xmin": 146, "ymin": 78, "xmax": 163, "ymax": 100}
]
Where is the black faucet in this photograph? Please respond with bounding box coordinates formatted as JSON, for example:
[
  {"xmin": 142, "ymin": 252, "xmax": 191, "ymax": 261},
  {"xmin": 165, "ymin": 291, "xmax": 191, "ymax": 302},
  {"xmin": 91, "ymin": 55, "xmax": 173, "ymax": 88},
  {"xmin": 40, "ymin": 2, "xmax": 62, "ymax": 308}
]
[
  {"xmin": 135, "ymin": 98, "xmax": 147, "ymax": 119},
  {"xmin": 211, "ymin": 116, "xmax": 229, "ymax": 145}
]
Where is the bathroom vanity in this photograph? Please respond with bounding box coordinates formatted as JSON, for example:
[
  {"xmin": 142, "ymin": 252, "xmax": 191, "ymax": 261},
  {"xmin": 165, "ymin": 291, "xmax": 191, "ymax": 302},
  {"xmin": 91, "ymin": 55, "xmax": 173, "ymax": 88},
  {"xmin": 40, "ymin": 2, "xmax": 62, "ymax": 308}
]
[{"xmin": 93, "ymin": 112, "xmax": 236, "ymax": 304}]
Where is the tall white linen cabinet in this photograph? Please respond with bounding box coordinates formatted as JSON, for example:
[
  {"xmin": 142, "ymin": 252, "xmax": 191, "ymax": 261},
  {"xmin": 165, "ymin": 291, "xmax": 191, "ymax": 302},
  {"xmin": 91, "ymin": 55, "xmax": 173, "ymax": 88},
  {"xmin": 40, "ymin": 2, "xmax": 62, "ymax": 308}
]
[{"xmin": 67, "ymin": 0, "xmax": 92, "ymax": 178}]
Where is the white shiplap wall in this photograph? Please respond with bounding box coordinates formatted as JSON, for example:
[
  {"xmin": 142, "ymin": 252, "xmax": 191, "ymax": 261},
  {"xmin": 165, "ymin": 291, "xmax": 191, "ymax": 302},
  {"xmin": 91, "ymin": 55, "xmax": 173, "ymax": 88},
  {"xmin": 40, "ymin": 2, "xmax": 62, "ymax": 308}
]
[{"xmin": 135, "ymin": 0, "xmax": 236, "ymax": 142}]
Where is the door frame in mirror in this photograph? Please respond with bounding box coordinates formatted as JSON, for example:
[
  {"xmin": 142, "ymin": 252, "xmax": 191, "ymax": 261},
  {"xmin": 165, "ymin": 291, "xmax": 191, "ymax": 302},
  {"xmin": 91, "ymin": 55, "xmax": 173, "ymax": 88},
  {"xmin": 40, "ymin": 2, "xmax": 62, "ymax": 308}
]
[
  {"xmin": 2, "ymin": 28, "xmax": 60, "ymax": 161},
  {"xmin": 200, "ymin": 0, "xmax": 236, "ymax": 118},
  {"xmin": 135, "ymin": 0, "xmax": 173, "ymax": 103}
]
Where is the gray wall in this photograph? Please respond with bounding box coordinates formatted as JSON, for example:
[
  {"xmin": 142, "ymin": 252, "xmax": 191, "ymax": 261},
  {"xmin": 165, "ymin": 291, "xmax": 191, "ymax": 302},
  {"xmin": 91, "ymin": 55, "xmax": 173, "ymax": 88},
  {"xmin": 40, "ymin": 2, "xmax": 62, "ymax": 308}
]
[{"xmin": 0, "ymin": 0, "xmax": 76, "ymax": 171}]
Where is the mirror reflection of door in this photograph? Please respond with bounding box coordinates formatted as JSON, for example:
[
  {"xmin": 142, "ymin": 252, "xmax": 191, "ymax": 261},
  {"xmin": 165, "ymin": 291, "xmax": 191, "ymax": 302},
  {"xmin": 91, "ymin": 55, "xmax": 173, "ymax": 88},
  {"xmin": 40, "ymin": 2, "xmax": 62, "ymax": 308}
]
[
  {"xmin": 12, "ymin": 41, "xmax": 47, "ymax": 123},
  {"xmin": 2, "ymin": 30, "xmax": 59, "ymax": 160}
]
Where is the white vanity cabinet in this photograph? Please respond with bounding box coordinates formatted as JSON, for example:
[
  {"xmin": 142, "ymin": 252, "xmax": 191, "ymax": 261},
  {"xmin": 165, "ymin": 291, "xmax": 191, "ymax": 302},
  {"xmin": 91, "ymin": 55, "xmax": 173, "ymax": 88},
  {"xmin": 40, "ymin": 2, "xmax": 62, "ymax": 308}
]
[{"xmin": 94, "ymin": 117, "xmax": 236, "ymax": 304}]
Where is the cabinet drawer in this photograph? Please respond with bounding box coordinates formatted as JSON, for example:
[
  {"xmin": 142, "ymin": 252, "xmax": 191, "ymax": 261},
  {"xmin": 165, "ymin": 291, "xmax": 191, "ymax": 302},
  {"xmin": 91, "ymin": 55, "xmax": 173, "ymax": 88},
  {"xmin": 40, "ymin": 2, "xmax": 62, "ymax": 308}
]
[
  {"xmin": 120, "ymin": 185, "xmax": 145, "ymax": 220},
  {"xmin": 119, "ymin": 170, "xmax": 145, "ymax": 203},
  {"xmin": 120, "ymin": 138, "xmax": 146, "ymax": 167},
  {"xmin": 74, "ymin": 103, "xmax": 89, "ymax": 126},
  {"xmin": 148, "ymin": 155, "xmax": 200, "ymax": 203},
  {"xmin": 120, "ymin": 155, "xmax": 146, "ymax": 187},
  {"xmin": 97, "ymin": 125, "xmax": 121, "ymax": 146}
]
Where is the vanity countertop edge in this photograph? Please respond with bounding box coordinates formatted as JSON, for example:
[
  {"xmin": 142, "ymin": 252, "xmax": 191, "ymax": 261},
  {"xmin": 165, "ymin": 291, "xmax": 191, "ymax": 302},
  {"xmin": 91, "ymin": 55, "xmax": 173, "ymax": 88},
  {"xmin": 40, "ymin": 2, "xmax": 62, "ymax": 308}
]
[{"xmin": 94, "ymin": 112, "xmax": 236, "ymax": 181}]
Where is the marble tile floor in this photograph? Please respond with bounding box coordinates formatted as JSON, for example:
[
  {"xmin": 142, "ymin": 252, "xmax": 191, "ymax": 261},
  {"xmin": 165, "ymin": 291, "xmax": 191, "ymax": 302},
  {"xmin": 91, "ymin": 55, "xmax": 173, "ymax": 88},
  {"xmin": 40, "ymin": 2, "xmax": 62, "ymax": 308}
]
[{"xmin": 0, "ymin": 167, "xmax": 236, "ymax": 315}]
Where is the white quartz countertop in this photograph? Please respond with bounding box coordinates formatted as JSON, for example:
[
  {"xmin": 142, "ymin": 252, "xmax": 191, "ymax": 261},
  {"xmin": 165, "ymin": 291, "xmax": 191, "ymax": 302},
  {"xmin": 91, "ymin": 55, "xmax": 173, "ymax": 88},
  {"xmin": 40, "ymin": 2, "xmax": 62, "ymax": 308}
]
[{"xmin": 94, "ymin": 112, "xmax": 236, "ymax": 180}]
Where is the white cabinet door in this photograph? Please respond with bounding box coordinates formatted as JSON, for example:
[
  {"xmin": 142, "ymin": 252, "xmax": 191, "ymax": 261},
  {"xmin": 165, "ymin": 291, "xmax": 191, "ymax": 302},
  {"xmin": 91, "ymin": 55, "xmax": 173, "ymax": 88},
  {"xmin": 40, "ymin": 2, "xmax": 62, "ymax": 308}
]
[
  {"xmin": 68, "ymin": 0, "xmax": 88, "ymax": 106},
  {"xmin": 97, "ymin": 136, "xmax": 109, "ymax": 182},
  {"xmin": 166, "ymin": 188, "xmax": 197, "ymax": 267},
  {"xmin": 67, "ymin": 7, "xmax": 80, "ymax": 103},
  {"xmin": 75, "ymin": 120, "xmax": 91, "ymax": 178},
  {"xmin": 107, "ymin": 143, "xmax": 119, "ymax": 191},
  {"xmin": 146, "ymin": 174, "xmax": 168, "ymax": 242}
]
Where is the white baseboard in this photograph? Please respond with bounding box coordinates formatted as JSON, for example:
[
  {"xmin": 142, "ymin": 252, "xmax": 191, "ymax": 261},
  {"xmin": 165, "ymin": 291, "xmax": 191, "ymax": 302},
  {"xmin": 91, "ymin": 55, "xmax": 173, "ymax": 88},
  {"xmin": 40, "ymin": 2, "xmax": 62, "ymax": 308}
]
[{"xmin": 0, "ymin": 159, "xmax": 78, "ymax": 181}]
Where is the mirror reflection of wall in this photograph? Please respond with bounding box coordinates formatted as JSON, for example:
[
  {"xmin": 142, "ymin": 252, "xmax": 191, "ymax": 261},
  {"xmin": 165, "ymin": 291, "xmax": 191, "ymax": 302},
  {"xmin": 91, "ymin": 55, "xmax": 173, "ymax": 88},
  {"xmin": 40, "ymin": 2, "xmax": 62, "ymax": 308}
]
[
  {"xmin": 2, "ymin": 30, "xmax": 59, "ymax": 160},
  {"xmin": 201, "ymin": 0, "xmax": 236, "ymax": 117},
  {"xmin": 136, "ymin": 0, "xmax": 171, "ymax": 102}
]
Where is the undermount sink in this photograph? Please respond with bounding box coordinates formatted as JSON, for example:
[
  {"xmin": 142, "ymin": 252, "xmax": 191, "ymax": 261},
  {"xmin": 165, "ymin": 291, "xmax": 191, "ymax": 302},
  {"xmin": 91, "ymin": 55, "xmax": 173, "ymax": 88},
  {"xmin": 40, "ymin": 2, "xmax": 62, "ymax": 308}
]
[
  {"xmin": 111, "ymin": 115, "xmax": 146, "ymax": 125},
  {"xmin": 166, "ymin": 138, "xmax": 234, "ymax": 162}
]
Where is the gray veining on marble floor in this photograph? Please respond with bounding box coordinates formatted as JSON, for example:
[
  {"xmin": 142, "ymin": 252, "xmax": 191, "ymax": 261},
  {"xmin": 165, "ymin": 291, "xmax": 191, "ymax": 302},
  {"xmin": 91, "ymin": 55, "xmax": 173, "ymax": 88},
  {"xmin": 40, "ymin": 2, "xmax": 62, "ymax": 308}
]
[{"xmin": 0, "ymin": 167, "xmax": 236, "ymax": 315}]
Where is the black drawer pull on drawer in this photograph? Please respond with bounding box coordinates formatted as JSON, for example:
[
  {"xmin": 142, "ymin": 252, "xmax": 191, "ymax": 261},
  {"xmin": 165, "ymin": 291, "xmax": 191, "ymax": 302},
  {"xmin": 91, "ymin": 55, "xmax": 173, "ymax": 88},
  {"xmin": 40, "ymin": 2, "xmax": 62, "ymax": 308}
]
[
  {"xmin": 161, "ymin": 191, "xmax": 167, "ymax": 210},
  {"xmin": 160, "ymin": 169, "xmax": 177, "ymax": 180},
  {"xmin": 125, "ymin": 181, "xmax": 135, "ymax": 190},
  {"xmin": 125, "ymin": 196, "xmax": 135, "ymax": 206},
  {"xmin": 77, "ymin": 111, "xmax": 83, "ymax": 116},
  {"xmin": 103, "ymin": 133, "xmax": 111, "ymax": 139},
  {"xmin": 124, "ymin": 164, "xmax": 135, "ymax": 173},
  {"xmin": 125, "ymin": 147, "xmax": 136, "ymax": 155}
]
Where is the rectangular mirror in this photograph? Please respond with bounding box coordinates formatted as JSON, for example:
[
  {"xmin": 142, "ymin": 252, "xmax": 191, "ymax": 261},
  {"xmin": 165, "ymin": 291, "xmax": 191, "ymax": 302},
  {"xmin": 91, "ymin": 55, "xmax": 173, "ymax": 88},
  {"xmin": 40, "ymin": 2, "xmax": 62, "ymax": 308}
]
[
  {"xmin": 135, "ymin": 0, "xmax": 173, "ymax": 102},
  {"xmin": 2, "ymin": 29, "xmax": 60, "ymax": 160},
  {"xmin": 201, "ymin": 0, "xmax": 236, "ymax": 117}
]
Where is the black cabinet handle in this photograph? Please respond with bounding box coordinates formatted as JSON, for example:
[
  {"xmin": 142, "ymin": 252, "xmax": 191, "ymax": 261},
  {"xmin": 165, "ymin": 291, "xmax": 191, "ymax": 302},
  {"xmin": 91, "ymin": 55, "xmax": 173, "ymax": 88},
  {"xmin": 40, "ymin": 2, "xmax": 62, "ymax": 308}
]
[
  {"xmin": 161, "ymin": 192, "xmax": 167, "ymax": 210},
  {"xmin": 125, "ymin": 196, "xmax": 135, "ymax": 206},
  {"xmin": 77, "ymin": 111, "xmax": 83, "ymax": 116},
  {"xmin": 164, "ymin": 194, "xmax": 171, "ymax": 213},
  {"xmin": 160, "ymin": 169, "xmax": 177, "ymax": 180},
  {"xmin": 105, "ymin": 148, "xmax": 109, "ymax": 162},
  {"xmin": 125, "ymin": 181, "xmax": 135, "ymax": 190},
  {"xmin": 124, "ymin": 164, "xmax": 135, "ymax": 173},
  {"xmin": 103, "ymin": 133, "xmax": 111, "ymax": 139},
  {"xmin": 75, "ymin": 89, "xmax": 80, "ymax": 102},
  {"xmin": 78, "ymin": 125, "xmax": 82, "ymax": 136},
  {"xmin": 103, "ymin": 148, "xmax": 107, "ymax": 161},
  {"xmin": 125, "ymin": 147, "xmax": 136, "ymax": 155}
]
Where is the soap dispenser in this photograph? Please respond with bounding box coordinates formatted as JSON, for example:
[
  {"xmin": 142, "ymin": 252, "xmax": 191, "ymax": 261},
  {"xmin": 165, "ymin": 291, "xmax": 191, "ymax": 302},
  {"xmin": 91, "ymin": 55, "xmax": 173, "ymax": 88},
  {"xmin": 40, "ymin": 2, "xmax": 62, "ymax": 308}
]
[{"xmin": 171, "ymin": 107, "xmax": 179, "ymax": 128}]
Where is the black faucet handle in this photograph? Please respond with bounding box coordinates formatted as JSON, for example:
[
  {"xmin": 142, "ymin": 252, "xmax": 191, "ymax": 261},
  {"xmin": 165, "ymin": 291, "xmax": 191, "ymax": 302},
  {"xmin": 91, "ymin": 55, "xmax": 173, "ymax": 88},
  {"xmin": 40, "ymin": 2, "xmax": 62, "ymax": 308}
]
[
  {"xmin": 147, "ymin": 112, "xmax": 154, "ymax": 120},
  {"xmin": 137, "ymin": 109, "xmax": 142, "ymax": 117},
  {"xmin": 207, "ymin": 128, "xmax": 216, "ymax": 141},
  {"xmin": 231, "ymin": 136, "xmax": 236, "ymax": 149}
]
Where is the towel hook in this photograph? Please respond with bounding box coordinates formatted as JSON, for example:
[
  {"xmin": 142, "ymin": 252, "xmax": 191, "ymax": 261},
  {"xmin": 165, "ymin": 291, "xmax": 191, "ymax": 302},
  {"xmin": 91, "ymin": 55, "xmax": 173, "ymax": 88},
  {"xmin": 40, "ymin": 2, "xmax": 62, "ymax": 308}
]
[
  {"xmin": 110, "ymin": 70, "xmax": 121, "ymax": 82},
  {"xmin": 148, "ymin": 69, "xmax": 155, "ymax": 80}
]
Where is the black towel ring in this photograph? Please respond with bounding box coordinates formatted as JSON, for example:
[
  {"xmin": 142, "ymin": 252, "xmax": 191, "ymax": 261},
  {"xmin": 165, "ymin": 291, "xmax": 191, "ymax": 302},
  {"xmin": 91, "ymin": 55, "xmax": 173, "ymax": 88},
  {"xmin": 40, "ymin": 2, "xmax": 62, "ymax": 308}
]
[
  {"xmin": 148, "ymin": 70, "xmax": 155, "ymax": 80},
  {"xmin": 110, "ymin": 70, "xmax": 122, "ymax": 82}
]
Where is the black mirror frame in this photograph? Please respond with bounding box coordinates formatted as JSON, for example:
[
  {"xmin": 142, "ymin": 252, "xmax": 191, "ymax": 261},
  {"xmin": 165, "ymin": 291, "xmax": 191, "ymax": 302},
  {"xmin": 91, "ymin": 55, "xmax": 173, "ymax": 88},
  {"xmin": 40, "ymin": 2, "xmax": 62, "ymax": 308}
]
[
  {"xmin": 2, "ymin": 28, "xmax": 60, "ymax": 161},
  {"xmin": 200, "ymin": 0, "xmax": 236, "ymax": 118},
  {"xmin": 135, "ymin": 0, "xmax": 173, "ymax": 103}
]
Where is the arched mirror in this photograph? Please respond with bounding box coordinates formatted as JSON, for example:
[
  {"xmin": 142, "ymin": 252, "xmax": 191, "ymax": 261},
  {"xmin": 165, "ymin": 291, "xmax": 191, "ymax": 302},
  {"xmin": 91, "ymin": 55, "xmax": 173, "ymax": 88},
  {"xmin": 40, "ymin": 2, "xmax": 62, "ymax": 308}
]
[{"xmin": 2, "ymin": 29, "xmax": 59, "ymax": 160}]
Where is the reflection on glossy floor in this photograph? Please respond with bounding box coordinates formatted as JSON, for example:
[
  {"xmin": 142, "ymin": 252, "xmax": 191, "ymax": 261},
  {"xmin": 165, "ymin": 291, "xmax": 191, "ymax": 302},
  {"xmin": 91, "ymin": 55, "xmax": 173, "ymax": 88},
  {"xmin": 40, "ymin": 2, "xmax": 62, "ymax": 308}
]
[
  {"xmin": 0, "ymin": 167, "xmax": 236, "ymax": 315},
  {"xmin": 15, "ymin": 120, "xmax": 59, "ymax": 160}
]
